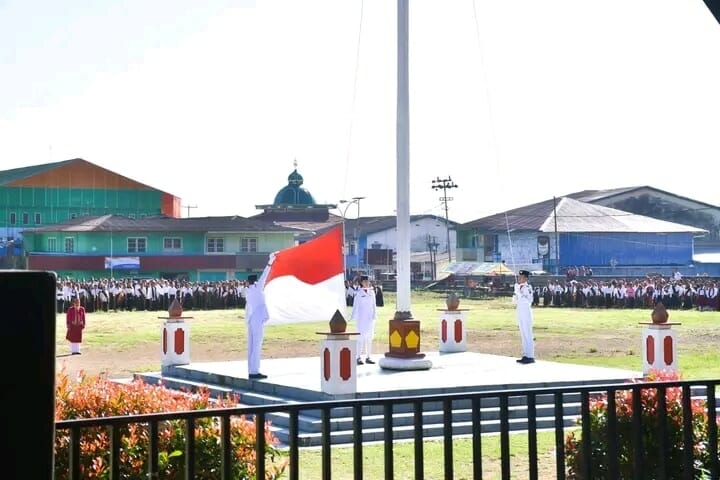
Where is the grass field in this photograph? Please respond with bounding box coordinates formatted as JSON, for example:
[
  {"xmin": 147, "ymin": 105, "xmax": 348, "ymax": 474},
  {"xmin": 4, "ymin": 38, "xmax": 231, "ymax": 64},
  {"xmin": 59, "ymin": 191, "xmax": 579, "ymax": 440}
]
[
  {"xmin": 57, "ymin": 290, "xmax": 720, "ymax": 380},
  {"xmin": 56, "ymin": 291, "xmax": 720, "ymax": 479}
]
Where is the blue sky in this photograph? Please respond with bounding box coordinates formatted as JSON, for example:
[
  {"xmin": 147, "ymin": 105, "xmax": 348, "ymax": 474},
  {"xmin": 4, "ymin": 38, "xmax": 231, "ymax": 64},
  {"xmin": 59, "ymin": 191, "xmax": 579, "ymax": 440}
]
[{"xmin": 1, "ymin": 0, "xmax": 719, "ymax": 223}]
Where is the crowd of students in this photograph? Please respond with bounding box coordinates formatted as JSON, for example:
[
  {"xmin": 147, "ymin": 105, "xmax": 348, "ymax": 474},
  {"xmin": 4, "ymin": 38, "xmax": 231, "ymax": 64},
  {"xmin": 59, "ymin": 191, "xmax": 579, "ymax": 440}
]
[
  {"xmin": 55, "ymin": 276, "xmax": 388, "ymax": 314},
  {"xmin": 55, "ymin": 273, "xmax": 720, "ymax": 315},
  {"xmin": 532, "ymin": 276, "xmax": 719, "ymax": 311},
  {"xmin": 55, "ymin": 278, "xmax": 249, "ymax": 313}
]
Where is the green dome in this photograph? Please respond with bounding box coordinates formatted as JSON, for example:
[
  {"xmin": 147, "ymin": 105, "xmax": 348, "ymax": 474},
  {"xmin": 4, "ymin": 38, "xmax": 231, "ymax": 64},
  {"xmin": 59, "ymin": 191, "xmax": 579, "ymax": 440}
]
[
  {"xmin": 273, "ymin": 168, "xmax": 316, "ymax": 205},
  {"xmin": 288, "ymin": 169, "xmax": 303, "ymax": 186}
]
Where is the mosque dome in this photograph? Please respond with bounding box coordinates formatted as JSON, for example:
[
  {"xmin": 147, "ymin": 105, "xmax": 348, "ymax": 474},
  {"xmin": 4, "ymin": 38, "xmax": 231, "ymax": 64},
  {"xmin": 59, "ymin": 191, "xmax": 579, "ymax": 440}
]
[
  {"xmin": 272, "ymin": 163, "xmax": 316, "ymax": 206},
  {"xmin": 288, "ymin": 169, "xmax": 303, "ymax": 186}
]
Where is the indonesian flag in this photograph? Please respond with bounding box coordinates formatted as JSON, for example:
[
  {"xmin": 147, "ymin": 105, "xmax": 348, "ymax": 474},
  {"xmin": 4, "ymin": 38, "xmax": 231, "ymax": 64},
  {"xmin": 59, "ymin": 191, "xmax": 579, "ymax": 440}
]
[{"xmin": 263, "ymin": 225, "xmax": 346, "ymax": 323}]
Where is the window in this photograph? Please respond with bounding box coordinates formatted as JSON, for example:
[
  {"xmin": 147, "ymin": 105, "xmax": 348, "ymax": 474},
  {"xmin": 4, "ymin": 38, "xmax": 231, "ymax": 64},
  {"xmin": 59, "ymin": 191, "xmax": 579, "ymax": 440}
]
[
  {"xmin": 207, "ymin": 237, "xmax": 224, "ymax": 253},
  {"xmin": 163, "ymin": 237, "xmax": 182, "ymax": 251},
  {"xmin": 240, "ymin": 237, "xmax": 258, "ymax": 252},
  {"xmin": 64, "ymin": 237, "xmax": 74, "ymax": 253},
  {"xmin": 127, "ymin": 237, "xmax": 147, "ymax": 253},
  {"xmin": 22, "ymin": 212, "xmax": 29, "ymax": 225},
  {"xmin": 9, "ymin": 213, "xmax": 16, "ymax": 225},
  {"xmin": 47, "ymin": 238, "xmax": 57, "ymax": 252},
  {"xmin": 34, "ymin": 213, "xmax": 41, "ymax": 225}
]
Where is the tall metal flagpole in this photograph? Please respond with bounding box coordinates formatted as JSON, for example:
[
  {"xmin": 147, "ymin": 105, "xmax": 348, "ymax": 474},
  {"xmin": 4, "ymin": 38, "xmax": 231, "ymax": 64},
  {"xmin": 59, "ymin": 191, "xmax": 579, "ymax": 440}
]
[
  {"xmin": 395, "ymin": 0, "xmax": 411, "ymax": 319},
  {"xmin": 380, "ymin": 0, "xmax": 431, "ymax": 370}
]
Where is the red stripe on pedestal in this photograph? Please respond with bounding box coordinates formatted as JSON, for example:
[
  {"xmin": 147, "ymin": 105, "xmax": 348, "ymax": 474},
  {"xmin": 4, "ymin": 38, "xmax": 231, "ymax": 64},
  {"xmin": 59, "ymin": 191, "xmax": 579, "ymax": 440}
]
[
  {"xmin": 646, "ymin": 336, "xmax": 655, "ymax": 364},
  {"xmin": 441, "ymin": 319, "xmax": 447, "ymax": 343},
  {"xmin": 174, "ymin": 328, "xmax": 185, "ymax": 355},
  {"xmin": 340, "ymin": 347, "xmax": 351, "ymax": 381},
  {"xmin": 454, "ymin": 319, "xmax": 463, "ymax": 343},
  {"xmin": 664, "ymin": 336, "xmax": 673, "ymax": 366},
  {"xmin": 323, "ymin": 348, "xmax": 331, "ymax": 381},
  {"xmin": 162, "ymin": 328, "xmax": 167, "ymax": 354}
]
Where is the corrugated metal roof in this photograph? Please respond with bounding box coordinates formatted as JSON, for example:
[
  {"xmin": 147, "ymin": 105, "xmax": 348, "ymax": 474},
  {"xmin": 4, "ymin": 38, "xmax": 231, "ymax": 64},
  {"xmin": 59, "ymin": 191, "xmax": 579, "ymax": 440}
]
[
  {"xmin": 267, "ymin": 214, "xmax": 344, "ymax": 234},
  {"xmin": 460, "ymin": 197, "xmax": 707, "ymax": 234},
  {"xmin": 22, "ymin": 214, "xmax": 305, "ymax": 234},
  {"xmin": 0, "ymin": 159, "xmax": 76, "ymax": 185},
  {"xmin": 566, "ymin": 187, "xmax": 643, "ymax": 203},
  {"xmin": 568, "ymin": 186, "xmax": 719, "ymax": 209},
  {"xmin": 344, "ymin": 214, "xmax": 459, "ymax": 235},
  {"xmin": 459, "ymin": 198, "xmax": 557, "ymax": 232},
  {"xmin": 541, "ymin": 197, "xmax": 706, "ymax": 233}
]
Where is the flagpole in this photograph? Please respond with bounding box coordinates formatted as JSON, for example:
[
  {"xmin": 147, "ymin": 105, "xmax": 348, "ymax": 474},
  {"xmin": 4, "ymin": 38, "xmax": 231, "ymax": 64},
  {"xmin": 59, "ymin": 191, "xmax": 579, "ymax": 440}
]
[
  {"xmin": 395, "ymin": 0, "xmax": 411, "ymax": 319},
  {"xmin": 379, "ymin": 0, "xmax": 431, "ymax": 370}
]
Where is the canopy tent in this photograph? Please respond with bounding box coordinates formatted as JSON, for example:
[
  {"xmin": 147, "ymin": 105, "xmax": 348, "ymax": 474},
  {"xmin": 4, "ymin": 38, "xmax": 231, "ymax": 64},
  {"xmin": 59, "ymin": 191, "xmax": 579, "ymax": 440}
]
[{"xmin": 442, "ymin": 262, "xmax": 515, "ymax": 277}]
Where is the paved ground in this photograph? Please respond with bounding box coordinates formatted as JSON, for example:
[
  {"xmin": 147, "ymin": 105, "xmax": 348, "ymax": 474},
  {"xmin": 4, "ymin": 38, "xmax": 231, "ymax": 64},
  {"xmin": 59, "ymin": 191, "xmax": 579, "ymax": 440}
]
[{"xmin": 165, "ymin": 351, "xmax": 642, "ymax": 396}]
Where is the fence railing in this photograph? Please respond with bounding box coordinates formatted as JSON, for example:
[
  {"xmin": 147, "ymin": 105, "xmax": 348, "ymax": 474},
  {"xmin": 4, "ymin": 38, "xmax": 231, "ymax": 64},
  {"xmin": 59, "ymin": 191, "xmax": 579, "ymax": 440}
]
[{"xmin": 55, "ymin": 378, "xmax": 720, "ymax": 480}]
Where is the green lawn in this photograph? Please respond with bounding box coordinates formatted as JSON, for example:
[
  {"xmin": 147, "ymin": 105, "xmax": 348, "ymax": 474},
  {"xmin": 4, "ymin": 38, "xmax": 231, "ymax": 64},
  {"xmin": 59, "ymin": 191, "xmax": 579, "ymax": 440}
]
[
  {"xmin": 62, "ymin": 290, "xmax": 720, "ymax": 478},
  {"xmin": 68, "ymin": 290, "xmax": 720, "ymax": 379},
  {"xmin": 284, "ymin": 431, "xmax": 565, "ymax": 480}
]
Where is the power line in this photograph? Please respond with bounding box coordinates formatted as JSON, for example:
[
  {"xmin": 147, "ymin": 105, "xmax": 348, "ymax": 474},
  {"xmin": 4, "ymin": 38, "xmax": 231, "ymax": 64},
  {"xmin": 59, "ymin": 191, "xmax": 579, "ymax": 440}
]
[{"xmin": 341, "ymin": 0, "xmax": 365, "ymax": 200}]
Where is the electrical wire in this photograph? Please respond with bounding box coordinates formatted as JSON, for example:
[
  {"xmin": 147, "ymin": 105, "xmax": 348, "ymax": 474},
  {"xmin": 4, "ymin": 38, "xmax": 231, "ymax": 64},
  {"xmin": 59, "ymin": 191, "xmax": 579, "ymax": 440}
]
[
  {"xmin": 341, "ymin": 0, "xmax": 365, "ymax": 200},
  {"xmin": 471, "ymin": 0, "xmax": 501, "ymax": 177},
  {"xmin": 472, "ymin": 0, "xmax": 519, "ymax": 279}
]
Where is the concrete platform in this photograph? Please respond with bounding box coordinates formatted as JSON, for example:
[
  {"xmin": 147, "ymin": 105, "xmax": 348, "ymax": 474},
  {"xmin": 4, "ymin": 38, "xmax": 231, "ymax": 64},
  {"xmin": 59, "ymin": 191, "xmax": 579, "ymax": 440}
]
[
  {"xmin": 155, "ymin": 351, "xmax": 642, "ymax": 399},
  {"xmin": 139, "ymin": 352, "xmax": 643, "ymax": 446}
]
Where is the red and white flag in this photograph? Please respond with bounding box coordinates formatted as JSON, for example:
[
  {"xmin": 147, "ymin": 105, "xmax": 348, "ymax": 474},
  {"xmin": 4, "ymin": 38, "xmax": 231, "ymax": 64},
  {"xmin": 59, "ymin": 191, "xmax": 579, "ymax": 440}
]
[{"xmin": 262, "ymin": 225, "xmax": 346, "ymax": 323}]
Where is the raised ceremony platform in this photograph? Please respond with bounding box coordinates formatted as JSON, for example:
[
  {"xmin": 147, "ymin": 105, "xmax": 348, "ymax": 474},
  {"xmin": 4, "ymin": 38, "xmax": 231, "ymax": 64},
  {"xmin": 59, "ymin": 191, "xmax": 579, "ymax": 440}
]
[{"xmin": 137, "ymin": 352, "xmax": 641, "ymax": 446}]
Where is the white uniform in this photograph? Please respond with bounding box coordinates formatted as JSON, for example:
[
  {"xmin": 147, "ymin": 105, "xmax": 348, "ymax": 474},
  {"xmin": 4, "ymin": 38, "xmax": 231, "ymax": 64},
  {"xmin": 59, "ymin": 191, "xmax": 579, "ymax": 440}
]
[
  {"xmin": 245, "ymin": 280, "xmax": 269, "ymax": 376},
  {"xmin": 514, "ymin": 280, "xmax": 535, "ymax": 359},
  {"xmin": 351, "ymin": 286, "xmax": 377, "ymax": 360}
]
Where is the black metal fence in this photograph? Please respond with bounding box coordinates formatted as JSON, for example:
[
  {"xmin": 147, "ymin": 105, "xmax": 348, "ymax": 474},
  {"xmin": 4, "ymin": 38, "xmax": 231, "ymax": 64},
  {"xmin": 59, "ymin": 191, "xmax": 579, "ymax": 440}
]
[{"xmin": 55, "ymin": 378, "xmax": 720, "ymax": 480}]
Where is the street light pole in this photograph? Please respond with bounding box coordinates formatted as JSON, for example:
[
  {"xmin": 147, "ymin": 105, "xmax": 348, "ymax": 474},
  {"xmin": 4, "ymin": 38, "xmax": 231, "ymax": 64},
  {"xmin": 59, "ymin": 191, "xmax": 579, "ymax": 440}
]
[
  {"xmin": 338, "ymin": 196, "xmax": 365, "ymax": 279},
  {"xmin": 431, "ymin": 176, "xmax": 458, "ymax": 263},
  {"xmin": 352, "ymin": 196, "xmax": 365, "ymax": 273}
]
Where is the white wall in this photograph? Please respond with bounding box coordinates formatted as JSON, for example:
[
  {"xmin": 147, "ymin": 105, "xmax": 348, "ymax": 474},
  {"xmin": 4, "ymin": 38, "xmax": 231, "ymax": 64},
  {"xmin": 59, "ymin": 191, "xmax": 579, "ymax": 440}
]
[{"xmin": 366, "ymin": 217, "xmax": 457, "ymax": 255}]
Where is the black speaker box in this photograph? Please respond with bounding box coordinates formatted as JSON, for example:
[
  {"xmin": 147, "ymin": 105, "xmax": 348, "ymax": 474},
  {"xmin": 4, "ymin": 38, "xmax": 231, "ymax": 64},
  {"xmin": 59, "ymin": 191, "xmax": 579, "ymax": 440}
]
[{"xmin": 0, "ymin": 270, "xmax": 56, "ymax": 479}]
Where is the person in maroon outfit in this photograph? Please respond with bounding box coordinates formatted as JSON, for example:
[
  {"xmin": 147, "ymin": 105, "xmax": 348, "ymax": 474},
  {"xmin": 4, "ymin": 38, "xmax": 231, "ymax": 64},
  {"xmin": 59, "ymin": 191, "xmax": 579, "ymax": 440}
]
[{"xmin": 66, "ymin": 296, "xmax": 86, "ymax": 355}]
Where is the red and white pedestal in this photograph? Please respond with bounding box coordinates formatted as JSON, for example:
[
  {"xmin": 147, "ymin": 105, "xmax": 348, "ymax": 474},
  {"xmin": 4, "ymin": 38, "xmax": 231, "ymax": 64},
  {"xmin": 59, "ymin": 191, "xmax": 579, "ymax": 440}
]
[
  {"xmin": 316, "ymin": 332, "xmax": 360, "ymax": 395},
  {"xmin": 438, "ymin": 309, "xmax": 468, "ymax": 353},
  {"xmin": 160, "ymin": 317, "xmax": 192, "ymax": 367},
  {"xmin": 640, "ymin": 322, "xmax": 681, "ymax": 375}
]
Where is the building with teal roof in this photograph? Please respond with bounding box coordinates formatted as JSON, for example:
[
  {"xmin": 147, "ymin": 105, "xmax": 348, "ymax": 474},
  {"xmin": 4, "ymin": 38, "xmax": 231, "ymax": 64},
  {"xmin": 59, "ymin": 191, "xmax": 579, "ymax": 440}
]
[{"xmin": 0, "ymin": 158, "xmax": 181, "ymax": 249}]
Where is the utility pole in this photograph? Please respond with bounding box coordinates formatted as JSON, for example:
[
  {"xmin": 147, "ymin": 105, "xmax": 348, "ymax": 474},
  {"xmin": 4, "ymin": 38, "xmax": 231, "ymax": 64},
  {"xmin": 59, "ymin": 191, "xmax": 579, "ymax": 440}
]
[
  {"xmin": 426, "ymin": 234, "xmax": 439, "ymax": 280},
  {"xmin": 431, "ymin": 176, "xmax": 458, "ymax": 263},
  {"xmin": 182, "ymin": 204, "xmax": 198, "ymax": 218},
  {"xmin": 553, "ymin": 196, "xmax": 560, "ymax": 275}
]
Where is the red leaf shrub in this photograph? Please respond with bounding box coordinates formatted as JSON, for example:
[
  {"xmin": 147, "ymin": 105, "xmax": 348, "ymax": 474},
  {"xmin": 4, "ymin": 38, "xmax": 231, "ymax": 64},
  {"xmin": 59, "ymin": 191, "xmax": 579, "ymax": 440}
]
[
  {"xmin": 564, "ymin": 369, "xmax": 715, "ymax": 479},
  {"xmin": 55, "ymin": 369, "xmax": 287, "ymax": 479}
]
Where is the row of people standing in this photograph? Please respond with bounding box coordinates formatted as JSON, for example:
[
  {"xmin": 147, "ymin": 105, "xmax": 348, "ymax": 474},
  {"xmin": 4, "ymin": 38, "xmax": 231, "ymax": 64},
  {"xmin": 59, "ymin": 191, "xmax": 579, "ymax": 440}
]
[
  {"xmin": 55, "ymin": 278, "xmax": 250, "ymax": 314},
  {"xmin": 533, "ymin": 278, "xmax": 719, "ymax": 311}
]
